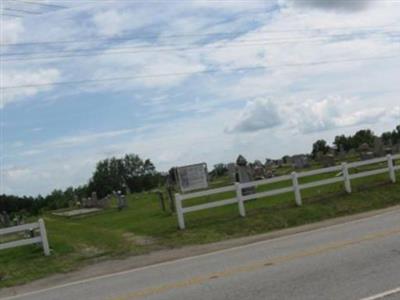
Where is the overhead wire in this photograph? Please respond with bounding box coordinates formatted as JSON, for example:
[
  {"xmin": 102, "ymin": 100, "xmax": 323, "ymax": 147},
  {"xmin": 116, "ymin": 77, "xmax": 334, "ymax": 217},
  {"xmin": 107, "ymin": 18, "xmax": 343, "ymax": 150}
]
[
  {"xmin": 6, "ymin": 0, "xmax": 67, "ymax": 9},
  {"xmin": 2, "ymin": 30, "xmax": 399, "ymax": 58},
  {"xmin": 1, "ymin": 24, "xmax": 397, "ymax": 47},
  {"xmin": 2, "ymin": 54, "xmax": 398, "ymax": 90}
]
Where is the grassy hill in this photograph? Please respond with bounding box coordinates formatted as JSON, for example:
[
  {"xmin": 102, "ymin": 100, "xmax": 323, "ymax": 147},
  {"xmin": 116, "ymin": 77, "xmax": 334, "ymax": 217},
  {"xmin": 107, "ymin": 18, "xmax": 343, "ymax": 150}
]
[{"xmin": 1, "ymin": 164, "xmax": 400, "ymax": 288}]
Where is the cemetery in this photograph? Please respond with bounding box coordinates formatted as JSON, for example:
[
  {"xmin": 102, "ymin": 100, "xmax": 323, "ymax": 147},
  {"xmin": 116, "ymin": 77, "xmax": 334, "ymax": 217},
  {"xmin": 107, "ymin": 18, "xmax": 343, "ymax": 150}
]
[{"xmin": 1, "ymin": 127, "xmax": 400, "ymax": 288}]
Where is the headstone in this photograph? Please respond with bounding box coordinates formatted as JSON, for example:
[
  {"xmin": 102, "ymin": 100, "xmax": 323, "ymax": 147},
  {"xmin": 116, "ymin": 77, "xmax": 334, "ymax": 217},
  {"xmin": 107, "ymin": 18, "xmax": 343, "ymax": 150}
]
[
  {"xmin": 359, "ymin": 143, "xmax": 374, "ymax": 160},
  {"xmin": 384, "ymin": 146, "xmax": 393, "ymax": 155},
  {"xmin": 176, "ymin": 163, "xmax": 208, "ymax": 193},
  {"xmin": 1, "ymin": 211, "xmax": 10, "ymax": 227},
  {"xmin": 236, "ymin": 155, "xmax": 256, "ymax": 196},
  {"xmin": 347, "ymin": 148, "xmax": 357, "ymax": 157},
  {"xmin": 394, "ymin": 143, "xmax": 400, "ymax": 154},
  {"xmin": 91, "ymin": 192, "xmax": 98, "ymax": 207},
  {"xmin": 338, "ymin": 144, "xmax": 346, "ymax": 160},
  {"xmin": 282, "ymin": 156, "xmax": 292, "ymax": 165},
  {"xmin": 227, "ymin": 163, "xmax": 237, "ymax": 183},
  {"xmin": 358, "ymin": 143, "xmax": 370, "ymax": 153},
  {"xmin": 115, "ymin": 191, "xmax": 126, "ymax": 211},
  {"xmin": 360, "ymin": 152, "xmax": 374, "ymax": 161},
  {"xmin": 252, "ymin": 160, "xmax": 265, "ymax": 179},
  {"xmin": 292, "ymin": 155, "xmax": 310, "ymax": 169},
  {"xmin": 322, "ymin": 154, "xmax": 335, "ymax": 167},
  {"xmin": 373, "ymin": 137, "xmax": 384, "ymax": 157},
  {"xmin": 274, "ymin": 159, "xmax": 283, "ymax": 167}
]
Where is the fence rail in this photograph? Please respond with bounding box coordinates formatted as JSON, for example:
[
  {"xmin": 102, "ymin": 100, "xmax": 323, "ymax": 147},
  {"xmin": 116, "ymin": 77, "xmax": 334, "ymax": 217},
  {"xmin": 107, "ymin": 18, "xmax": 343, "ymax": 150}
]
[
  {"xmin": 0, "ymin": 219, "xmax": 50, "ymax": 256},
  {"xmin": 175, "ymin": 154, "xmax": 400, "ymax": 229}
]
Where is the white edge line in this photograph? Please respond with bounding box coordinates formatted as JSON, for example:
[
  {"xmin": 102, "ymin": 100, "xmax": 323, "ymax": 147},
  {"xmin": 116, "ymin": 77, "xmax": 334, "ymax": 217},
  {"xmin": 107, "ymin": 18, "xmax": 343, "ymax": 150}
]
[
  {"xmin": 2, "ymin": 208, "xmax": 400, "ymax": 300},
  {"xmin": 359, "ymin": 287, "xmax": 400, "ymax": 300}
]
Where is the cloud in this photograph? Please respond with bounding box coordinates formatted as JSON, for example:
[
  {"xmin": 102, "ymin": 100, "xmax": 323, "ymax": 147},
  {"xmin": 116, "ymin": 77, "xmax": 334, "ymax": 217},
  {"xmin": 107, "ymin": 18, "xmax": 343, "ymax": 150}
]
[
  {"xmin": 226, "ymin": 98, "xmax": 282, "ymax": 133},
  {"xmin": 47, "ymin": 129, "xmax": 135, "ymax": 148},
  {"xmin": 389, "ymin": 106, "xmax": 400, "ymax": 119},
  {"xmin": 2, "ymin": 69, "xmax": 61, "ymax": 108},
  {"xmin": 288, "ymin": 97, "xmax": 393, "ymax": 133},
  {"xmin": 92, "ymin": 9, "xmax": 143, "ymax": 36},
  {"xmin": 1, "ymin": 19, "xmax": 24, "ymax": 45},
  {"xmin": 287, "ymin": 0, "xmax": 374, "ymax": 12}
]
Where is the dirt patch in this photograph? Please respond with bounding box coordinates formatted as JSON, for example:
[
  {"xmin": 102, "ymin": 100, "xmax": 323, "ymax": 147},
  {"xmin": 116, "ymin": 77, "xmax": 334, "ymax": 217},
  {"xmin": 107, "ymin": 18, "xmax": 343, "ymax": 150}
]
[
  {"xmin": 78, "ymin": 245, "xmax": 105, "ymax": 258},
  {"xmin": 122, "ymin": 233, "xmax": 157, "ymax": 246}
]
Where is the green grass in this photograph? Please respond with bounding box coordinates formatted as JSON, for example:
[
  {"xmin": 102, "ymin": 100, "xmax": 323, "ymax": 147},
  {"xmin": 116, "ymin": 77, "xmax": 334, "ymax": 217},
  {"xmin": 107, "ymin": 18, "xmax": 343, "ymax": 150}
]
[{"xmin": 0, "ymin": 165, "xmax": 399, "ymax": 288}]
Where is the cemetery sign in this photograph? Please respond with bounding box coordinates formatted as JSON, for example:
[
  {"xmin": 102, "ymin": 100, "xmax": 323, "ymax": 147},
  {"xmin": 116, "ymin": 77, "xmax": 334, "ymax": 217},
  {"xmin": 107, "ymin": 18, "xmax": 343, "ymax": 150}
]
[{"xmin": 177, "ymin": 163, "xmax": 208, "ymax": 193}]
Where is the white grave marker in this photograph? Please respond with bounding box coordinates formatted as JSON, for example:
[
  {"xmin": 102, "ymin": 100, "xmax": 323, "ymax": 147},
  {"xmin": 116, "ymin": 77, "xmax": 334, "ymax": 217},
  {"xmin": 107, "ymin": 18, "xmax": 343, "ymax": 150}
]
[{"xmin": 177, "ymin": 163, "xmax": 208, "ymax": 192}]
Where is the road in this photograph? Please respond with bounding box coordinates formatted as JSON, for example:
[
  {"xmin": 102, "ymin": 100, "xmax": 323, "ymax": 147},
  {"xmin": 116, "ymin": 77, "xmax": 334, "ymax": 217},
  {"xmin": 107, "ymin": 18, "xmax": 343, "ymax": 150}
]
[{"xmin": 3, "ymin": 209, "xmax": 400, "ymax": 300}]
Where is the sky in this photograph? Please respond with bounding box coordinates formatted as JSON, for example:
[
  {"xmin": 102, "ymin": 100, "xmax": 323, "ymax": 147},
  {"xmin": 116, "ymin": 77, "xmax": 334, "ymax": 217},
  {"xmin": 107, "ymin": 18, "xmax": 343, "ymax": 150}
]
[{"xmin": 1, "ymin": 0, "xmax": 400, "ymax": 196}]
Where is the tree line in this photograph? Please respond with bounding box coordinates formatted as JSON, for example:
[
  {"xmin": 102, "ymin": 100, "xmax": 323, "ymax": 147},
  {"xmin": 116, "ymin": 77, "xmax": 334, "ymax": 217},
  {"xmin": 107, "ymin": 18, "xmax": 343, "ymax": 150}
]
[
  {"xmin": 1, "ymin": 154, "xmax": 164, "ymax": 217},
  {"xmin": 312, "ymin": 124, "xmax": 400, "ymax": 158}
]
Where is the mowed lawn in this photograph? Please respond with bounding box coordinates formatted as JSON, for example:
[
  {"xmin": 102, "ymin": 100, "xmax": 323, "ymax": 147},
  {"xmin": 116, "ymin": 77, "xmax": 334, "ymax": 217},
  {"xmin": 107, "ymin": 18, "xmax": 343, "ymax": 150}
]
[{"xmin": 1, "ymin": 165, "xmax": 400, "ymax": 288}]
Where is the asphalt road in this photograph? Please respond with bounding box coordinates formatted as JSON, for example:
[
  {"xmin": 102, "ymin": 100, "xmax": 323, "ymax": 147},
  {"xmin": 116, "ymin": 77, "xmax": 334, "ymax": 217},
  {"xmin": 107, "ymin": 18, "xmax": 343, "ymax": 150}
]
[{"xmin": 3, "ymin": 209, "xmax": 400, "ymax": 300}]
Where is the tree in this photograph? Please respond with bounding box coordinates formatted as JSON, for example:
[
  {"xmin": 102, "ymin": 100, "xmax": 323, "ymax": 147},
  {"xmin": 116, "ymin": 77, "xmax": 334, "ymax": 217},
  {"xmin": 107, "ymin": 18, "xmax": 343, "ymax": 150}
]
[
  {"xmin": 334, "ymin": 135, "xmax": 351, "ymax": 152},
  {"xmin": 88, "ymin": 154, "xmax": 162, "ymax": 197},
  {"xmin": 351, "ymin": 129, "xmax": 375, "ymax": 149},
  {"xmin": 211, "ymin": 163, "xmax": 228, "ymax": 177},
  {"xmin": 311, "ymin": 139, "xmax": 329, "ymax": 158}
]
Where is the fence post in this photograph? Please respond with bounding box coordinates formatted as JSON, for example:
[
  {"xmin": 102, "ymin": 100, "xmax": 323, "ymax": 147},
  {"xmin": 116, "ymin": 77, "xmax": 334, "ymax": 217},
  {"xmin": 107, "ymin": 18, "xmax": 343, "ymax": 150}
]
[
  {"xmin": 175, "ymin": 194, "xmax": 185, "ymax": 230},
  {"xmin": 342, "ymin": 162, "xmax": 352, "ymax": 193},
  {"xmin": 387, "ymin": 154, "xmax": 396, "ymax": 183},
  {"xmin": 38, "ymin": 218, "xmax": 50, "ymax": 256},
  {"xmin": 291, "ymin": 172, "xmax": 302, "ymax": 206},
  {"xmin": 235, "ymin": 183, "xmax": 246, "ymax": 217}
]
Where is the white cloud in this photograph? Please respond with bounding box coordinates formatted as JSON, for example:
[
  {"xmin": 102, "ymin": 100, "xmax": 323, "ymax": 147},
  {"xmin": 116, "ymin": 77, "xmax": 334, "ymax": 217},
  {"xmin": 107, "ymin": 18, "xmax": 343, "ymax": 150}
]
[
  {"xmin": 226, "ymin": 98, "xmax": 282, "ymax": 133},
  {"xmin": 1, "ymin": 69, "xmax": 61, "ymax": 108},
  {"xmin": 287, "ymin": 96, "xmax": 395, "ymax": 133},
  {"xmin": 47, "ymin": 129, "xmax": 135, "ymax": 148},
  {"xmin": 92, "ymin": 9, "xmax": 142, "ymax": 36},
  {"xmin": 1, "ymin": 19, "xmax": 24, "ymax": 45}
]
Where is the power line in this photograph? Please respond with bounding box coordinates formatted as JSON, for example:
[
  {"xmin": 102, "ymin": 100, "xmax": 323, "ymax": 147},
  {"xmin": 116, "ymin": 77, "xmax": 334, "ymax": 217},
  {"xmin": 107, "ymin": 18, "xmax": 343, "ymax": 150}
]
[
  {"xmin": 2, "ymin": 33, "xmax": 398, "ymax": 62},
  {"xmin": 7, "ymin": 0, "xmax": 67, "ymax": 9},
  {"xmin": 3, "ymin": 30, "xmax": 398, "ymax": 58},
  {"xmin": 3, "ymin": 7, "xmax": 42, "ymax": 14},
  {"xmin": 1, "ymin": 24, "xmax": 397, "ymax": 47},
  {"xmin": 2, "ymin": 54, "xmax": 398, "ymax": 90},
  {"xmin": 0, "ymin": 13, "xmax": 23, "ymax": 18}
]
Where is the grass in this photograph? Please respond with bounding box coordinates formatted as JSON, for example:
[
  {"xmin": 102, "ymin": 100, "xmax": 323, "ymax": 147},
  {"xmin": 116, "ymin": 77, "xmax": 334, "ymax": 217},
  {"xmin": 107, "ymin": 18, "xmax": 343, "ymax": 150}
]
[{"xmin": 0, "ymin": 163, "xmax": 399, "ymax": 288}]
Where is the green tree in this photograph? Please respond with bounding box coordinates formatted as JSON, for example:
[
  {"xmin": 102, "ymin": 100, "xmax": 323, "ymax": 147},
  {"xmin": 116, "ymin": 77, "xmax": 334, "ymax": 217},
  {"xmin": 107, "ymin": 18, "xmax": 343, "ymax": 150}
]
[{"xmin": 311, "ymin": 139, "xmax": 329, "ymax": 158}]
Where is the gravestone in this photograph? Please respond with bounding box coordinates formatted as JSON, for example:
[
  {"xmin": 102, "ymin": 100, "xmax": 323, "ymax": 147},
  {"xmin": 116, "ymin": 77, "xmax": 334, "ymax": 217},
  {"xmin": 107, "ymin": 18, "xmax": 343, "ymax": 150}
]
[
  {"xmin": 91, "ymin": 192, "xmax": 98, "ymax": 207},
  {"xmin": 252, "ymin": 160, "xmax": 265, "ymax": 179},
  {"xmin": 176, "ymin": 163, "xmax": 208, "ymax": 193},
  {"xmin": 115, "ymin": 191, "xmax": 126, "ymax": 211},
  {"xmin": 236, "ymin": 155, "xmax": 256, "ymax": 196},
  {"xmin": 338, "ymin": 144, "xmax": 346, "ymax": 160},
  {"xmin": 347, "ymin": 148, "xmax": 357, "ymax": 158},
  {"xmin": 227, "ymin": 163, "xmax": 237, "ymax": 183},
  {"xmin": 322, "ymin": 154, "xmax": 335, "ymax": 167},
  {"xmin": 394, "ymin": 143, "xmax": 400, "ymax": 154},
  {"xmin": 373, "ymin": 137, "xmax": 384, "ymax": 157},
  {"xmin": 292, "ymin": 155, "xmax": 310, "ymax": 169},
  {"xmin": 359, "ymin": 143, "xmax": 374, "ymax": 160},
  {"xmin": 0, "ymin": 211, "xmax": 10, "ymax": 227}
]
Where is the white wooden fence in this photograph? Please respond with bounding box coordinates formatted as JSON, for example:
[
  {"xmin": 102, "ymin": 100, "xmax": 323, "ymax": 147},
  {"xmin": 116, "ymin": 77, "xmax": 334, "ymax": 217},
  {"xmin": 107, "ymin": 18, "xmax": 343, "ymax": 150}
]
[
  {"xmin": 0, "ymin": 218, "xmax": 50, "ymax": 256},
  {"xmin": 175, "ymin": 154, "xmax": 400, "ymax": 229}
]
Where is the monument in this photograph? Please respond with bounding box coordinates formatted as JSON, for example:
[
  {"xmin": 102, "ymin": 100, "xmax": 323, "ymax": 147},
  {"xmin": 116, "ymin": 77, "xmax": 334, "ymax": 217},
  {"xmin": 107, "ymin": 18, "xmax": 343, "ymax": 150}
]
[{"xmin": 236, "ymin": 155, "xmax": 256, "ymax": 196}]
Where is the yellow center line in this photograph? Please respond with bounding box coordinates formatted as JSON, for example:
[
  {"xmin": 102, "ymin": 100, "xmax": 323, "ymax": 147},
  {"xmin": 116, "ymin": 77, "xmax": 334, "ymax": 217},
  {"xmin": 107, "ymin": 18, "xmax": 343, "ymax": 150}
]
[{"xmin": 111, "ymin": 227, "xmax": 400, "ymax": 300}]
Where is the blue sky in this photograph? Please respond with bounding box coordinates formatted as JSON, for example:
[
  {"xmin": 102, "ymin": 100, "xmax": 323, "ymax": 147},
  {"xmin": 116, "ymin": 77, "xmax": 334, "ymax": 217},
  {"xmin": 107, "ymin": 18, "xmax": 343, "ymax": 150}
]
[{"xmin": 1, "ymin": 0, "xmax": 400, "ymax": 196}]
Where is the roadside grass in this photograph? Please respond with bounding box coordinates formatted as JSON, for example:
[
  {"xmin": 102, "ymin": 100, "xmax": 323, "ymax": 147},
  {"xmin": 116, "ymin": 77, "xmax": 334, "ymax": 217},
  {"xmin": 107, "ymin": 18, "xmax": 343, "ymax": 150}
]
[{"xmin": 0, "ymin": 166, "xmax": 399, "ymax": 288}]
